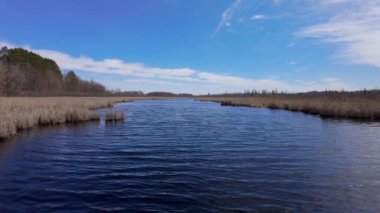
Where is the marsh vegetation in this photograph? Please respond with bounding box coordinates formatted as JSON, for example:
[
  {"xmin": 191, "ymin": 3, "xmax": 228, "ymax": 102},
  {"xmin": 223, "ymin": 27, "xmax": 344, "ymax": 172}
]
[
  {"xmin": 198, "ymin": 90, "xmax": 380, "ymax": 120},
  {"xmin": 0, "ymin": 97, "xmax": 128, "ymax": 139},
  {"xmin": 105, "ymin": 111, "xmax": 125, "ymax": 122}
]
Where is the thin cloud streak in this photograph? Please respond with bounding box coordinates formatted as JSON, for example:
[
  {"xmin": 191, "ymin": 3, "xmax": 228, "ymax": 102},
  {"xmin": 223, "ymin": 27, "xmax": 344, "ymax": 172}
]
[
  {"xmin": 251, "ymin": 14, "xmax": 265, "ymax": 20},
  {"xmin": 211, "ymin": 0, "xmax": 242, "ymax": 38}
]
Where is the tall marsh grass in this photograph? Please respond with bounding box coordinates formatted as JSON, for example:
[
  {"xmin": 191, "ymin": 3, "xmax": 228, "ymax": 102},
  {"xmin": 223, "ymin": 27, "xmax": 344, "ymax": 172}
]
[
  {"xmin": 105, "ymin": 111, "xmax": 125, "ymax": 122},
  {"xmin": 0, "ymin": 97, "xmax": 127, "ymax": 139},
  {"xmin": 198, "ymin": 92, "xmax": 380, "ymax": 120}
]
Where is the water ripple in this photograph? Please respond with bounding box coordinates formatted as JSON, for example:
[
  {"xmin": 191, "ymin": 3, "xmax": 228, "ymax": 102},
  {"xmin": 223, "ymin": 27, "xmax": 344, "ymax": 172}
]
[{"xmin": 0, "ymin": 99, "xmax": 379, "ymax": 212}]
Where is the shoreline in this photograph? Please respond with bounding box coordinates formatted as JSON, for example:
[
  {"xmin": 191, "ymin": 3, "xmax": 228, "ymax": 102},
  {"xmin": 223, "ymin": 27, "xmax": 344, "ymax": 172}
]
[
  {"xmin": 196, "ymin": 96, "xmax": 380, "ymax": 121},
  {"xmin": 0, "ymin": 97, "xmax": 176, "ymax": 140},
  {"xmin": 2, "ymin": 96, "xmax": 379, "ymax": 140}
]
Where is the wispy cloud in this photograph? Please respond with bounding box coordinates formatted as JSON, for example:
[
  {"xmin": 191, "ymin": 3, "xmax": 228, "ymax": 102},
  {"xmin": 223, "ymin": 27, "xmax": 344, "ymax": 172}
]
[
  {"xmin": 36, "ymin": 49, "xmax": 196, "ymax": 79},
  {"xmin": 320, "ymin": 0, "xmax": 355, "ymax": 5},
  {"xmin": 211, "ymin": 0, "xmax": 242, "ymax": 38},
  {"xmin": 0, "ymin": 40, "xmax": 352, "ymax": 93},
  {"xmin": 250, "ymin": 14, "xmax": 265, "ymax": 20},
  {"xmin": 298, "ymin": 0, "xmax": 380, "ymax": 68},
  {"xmin": 288, "ymin": 61, "xmax": 297, "ymax": 65}
]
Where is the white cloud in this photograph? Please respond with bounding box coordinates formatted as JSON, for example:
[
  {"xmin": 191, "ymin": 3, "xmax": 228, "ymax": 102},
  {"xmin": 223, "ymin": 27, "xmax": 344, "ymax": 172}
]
[
  {"xmin": 298, "ymin": 0, "xmax": 380, "ymax": 68},
  {"xmin": 0, "ymin": 40, "xmax": 353, "ymax": 93},
  {"xmin": 250, "ymin": 14, "xmax": 265, "ymax": 20},
  {"xmin": 197, "ymin": 72, "xmax": 291, "ymax": 90},
  {"xmin": 211, "ymin": 0, "xmax": 242, "ymax": 37},
  {"xmin": 32, "ymin": 49, "xmax": 196, "ymax": 79}
]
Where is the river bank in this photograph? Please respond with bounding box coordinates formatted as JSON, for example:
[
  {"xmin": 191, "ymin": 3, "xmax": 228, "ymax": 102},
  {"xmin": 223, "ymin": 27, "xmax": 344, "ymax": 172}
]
[
  {"xmin": 197, "ymin": 94, "xmax": 380, "ymax": 121},
  {"xmin": 0, "ymin": 97, "xmax": 173, "ymax": 140}
]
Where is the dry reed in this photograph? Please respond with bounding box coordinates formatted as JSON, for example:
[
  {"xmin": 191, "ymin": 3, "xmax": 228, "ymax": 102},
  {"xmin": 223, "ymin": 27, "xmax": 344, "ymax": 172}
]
[
  {"xmin": 197, "ymin": 95, "xmax": 380, "ymax": 120},
  {"xmin": 0, "ymin": 97, "xmax": 128, "ymax": 139},
  {"xmin": 105, "ymin": 111, "xmax": 125, "ymax": 122}
]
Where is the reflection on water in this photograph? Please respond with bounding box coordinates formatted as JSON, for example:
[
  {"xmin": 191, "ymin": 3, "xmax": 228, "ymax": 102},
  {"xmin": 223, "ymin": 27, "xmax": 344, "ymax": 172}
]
[
  {"xmin": 0, "ymin": 99, "xmax": 379, "ymax": 212},
  {"xmin": 0, "ymin": 122, "xmax": 97, "ymax": 161}
]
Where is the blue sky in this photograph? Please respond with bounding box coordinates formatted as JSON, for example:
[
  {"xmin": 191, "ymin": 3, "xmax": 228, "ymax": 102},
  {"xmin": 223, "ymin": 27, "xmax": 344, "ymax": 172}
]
[{"xmin": 1, "ymin": 0, "xmax": 379, "ymax": 94}]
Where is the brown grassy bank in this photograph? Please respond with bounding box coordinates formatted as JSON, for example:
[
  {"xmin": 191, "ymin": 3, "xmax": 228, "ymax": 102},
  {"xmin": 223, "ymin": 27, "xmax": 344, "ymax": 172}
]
[
  {"xmin": 0, "ymin": 96, "xmax": 181, "ymax": 140},
  {"xmin": 105, "ymin": 111, "xmax": 125, "ymax": 122},
  {"xmin": 197, "ymin": 92, "xmax": 380, "ymax": 120},
  {"xmin": 0, "ymin": 97, "xmax": 131, "ymax": 139}
]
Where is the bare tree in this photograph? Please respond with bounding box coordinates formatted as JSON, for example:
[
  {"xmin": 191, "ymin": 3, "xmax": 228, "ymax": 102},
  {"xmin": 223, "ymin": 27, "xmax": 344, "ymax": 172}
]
[
  {"xmin": 64, "ymin": 71, "xmax": 80, "ymax": 93},
  {"xmin": 4, "ymin": 64, "xmax": 27, "ymax": 96}
]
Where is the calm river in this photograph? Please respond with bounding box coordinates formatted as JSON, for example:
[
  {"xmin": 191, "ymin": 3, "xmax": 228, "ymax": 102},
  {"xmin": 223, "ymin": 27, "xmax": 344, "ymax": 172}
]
[{"xmin": 0, "ymin": 99, "xmax": 379, "ymax": 212}]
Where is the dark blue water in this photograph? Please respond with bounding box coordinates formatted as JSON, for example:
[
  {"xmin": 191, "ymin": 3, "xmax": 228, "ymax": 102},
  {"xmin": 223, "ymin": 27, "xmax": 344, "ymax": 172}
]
[{"xmin": 0, "ymin": 99, "xmax": 379, "ymax": 212}]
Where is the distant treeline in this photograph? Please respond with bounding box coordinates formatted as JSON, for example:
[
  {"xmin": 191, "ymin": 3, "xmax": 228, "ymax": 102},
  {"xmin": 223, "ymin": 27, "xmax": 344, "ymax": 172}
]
[
  {"xmin": 0, "ymin": 46, "xmax": 195, "ymax": 97},
  {"xmin": 203, "ymin": 89, "xmax": 380, "ymax": 100},
  {"xmin": 0, "ymin": 47, "xmax": 108, "ymax": 96}
]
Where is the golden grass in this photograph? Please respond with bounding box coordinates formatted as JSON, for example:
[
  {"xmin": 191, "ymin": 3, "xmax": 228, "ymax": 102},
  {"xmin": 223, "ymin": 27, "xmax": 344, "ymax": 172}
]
[
  {"xmin": 0, "ymin": 97, "xmax": 128, "ymax": 139},
  {"xmin": 197, "ymin": 95, "xmax": 380, "ymax": 120},
  {"xmin": 0, "ymin": 96, "xmax": 179, "ymax": 140},
  {"xmin": 105, "ymin": 111, "xmax": 125, "ymax": 122}
]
